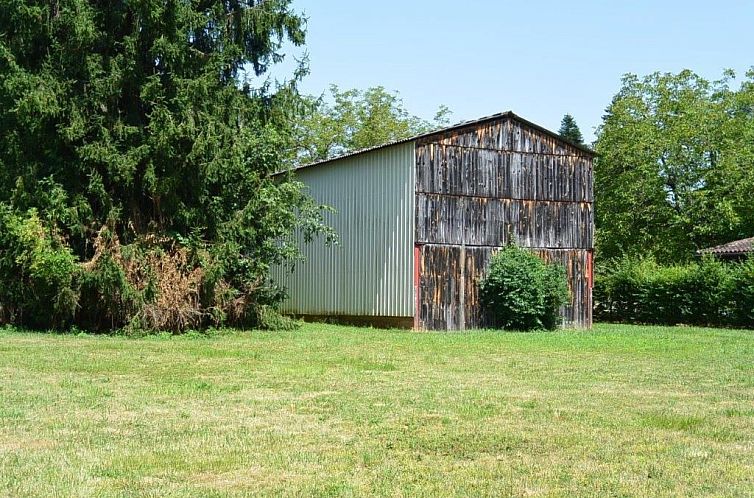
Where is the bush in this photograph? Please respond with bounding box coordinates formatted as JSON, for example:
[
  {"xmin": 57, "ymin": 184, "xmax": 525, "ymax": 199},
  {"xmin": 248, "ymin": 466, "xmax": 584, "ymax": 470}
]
[
  {"xmin": 253, "ymin": 305, "xmax": 301, "ymax": 331},
  {"xmin": 479, "ymin": 245, "xmax": 570, "ymax": 331},
  {"xmin": 0, "ymin": 207, "xmax": 79, "ymax": 329},
  {"xmin": 0, "ymin": 211, "xmax": 299, "ymax": 333},
  {"xmin": 729, "ymin": 258, "xmax": 754, "ymax": 327},
  {"xmin": 594, "ymin": 256, "xmax": 754, "ymax": 328}
]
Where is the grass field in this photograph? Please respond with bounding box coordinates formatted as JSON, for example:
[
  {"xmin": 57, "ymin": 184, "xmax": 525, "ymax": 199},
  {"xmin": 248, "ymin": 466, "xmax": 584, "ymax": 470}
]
[{"xmin": 1, "ymin": 323, "xmax": 752, "ymax": 497}]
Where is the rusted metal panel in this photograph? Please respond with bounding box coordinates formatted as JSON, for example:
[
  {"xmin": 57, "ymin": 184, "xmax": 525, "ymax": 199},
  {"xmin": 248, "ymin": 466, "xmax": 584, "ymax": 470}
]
[{"xmin": 413, "ymin": 245, "xmax": 421, "ymax": 330}]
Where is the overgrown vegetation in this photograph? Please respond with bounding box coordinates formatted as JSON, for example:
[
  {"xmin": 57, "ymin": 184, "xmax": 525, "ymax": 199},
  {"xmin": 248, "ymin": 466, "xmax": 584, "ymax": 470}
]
[
  {"xmin": 0, "ymin": 0, "xmax": 332, "ymax": 332},
  {"xmin": 594, "ymin": 256, "xmax": 754, "ymax": 327},
  {"xmin": 480, "ymin": 245, "xmax": 570, "ymax": 330}
]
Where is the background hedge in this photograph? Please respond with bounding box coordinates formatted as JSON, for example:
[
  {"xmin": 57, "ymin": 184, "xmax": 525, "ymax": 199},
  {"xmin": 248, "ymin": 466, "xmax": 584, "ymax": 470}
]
[{"xmin": 594, "ymin": 256, "xmax": 754, "ymax": 328}]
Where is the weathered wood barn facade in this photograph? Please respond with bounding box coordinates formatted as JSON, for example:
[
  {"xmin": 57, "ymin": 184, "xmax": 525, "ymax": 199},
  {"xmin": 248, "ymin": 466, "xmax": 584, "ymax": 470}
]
[{"xmin": 273, "ymin": 112, "xmax": 595, "ymax": 330}]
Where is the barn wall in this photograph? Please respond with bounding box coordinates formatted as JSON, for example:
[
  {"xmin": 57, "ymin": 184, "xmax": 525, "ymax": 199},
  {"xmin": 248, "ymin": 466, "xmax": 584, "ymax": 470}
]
[
  {"xmin": 419, "ymin": 246, "xmax": 592, "ymax": 330},
  {"xmin": 272, "ymin": 142, "xmax": 415, "ymax": 318},
  {"xmin": 416, "ymin": 117, "xmax": 594, "ymax": 330}
]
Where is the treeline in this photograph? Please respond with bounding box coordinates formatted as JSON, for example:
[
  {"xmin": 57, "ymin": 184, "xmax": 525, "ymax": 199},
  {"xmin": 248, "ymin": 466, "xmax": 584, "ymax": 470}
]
[
  {"xmin": 592, "ymin": 70, "xmax": 754, "ymax": 328},
  {"xmin": 594, "ymin": 69, "xmax": 754, "ymax": 263}
]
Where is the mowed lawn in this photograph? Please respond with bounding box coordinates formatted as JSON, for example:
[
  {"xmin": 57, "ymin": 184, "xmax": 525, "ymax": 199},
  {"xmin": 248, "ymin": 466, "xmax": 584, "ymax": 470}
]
[{"xmin": 1, "ymin": 324, "xmax": 753, "ymax": 497}]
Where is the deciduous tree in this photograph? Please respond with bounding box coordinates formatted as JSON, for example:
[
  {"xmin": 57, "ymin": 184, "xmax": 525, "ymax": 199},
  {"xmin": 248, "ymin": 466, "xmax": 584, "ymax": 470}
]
[
  {"xmin": 295, "ymin": 85, "xmax": 451, "ymax": 163},
  {"xmin": 594, "ymin": 69, "xmax": 754, "ymax": 263}
]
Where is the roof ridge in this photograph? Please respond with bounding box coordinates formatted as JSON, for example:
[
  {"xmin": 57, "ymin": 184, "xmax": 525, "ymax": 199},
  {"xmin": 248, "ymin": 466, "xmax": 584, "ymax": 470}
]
[
  {"xmin": 698, "ymin": 236, "xmax": 754, "ymax": 255},
  {"xmin": 278, "ymin": 111, "xmax": 594, "ymax": 175}
]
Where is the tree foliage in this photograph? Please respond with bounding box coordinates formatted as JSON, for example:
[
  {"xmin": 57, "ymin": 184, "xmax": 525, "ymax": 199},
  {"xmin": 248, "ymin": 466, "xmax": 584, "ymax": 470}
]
[
  {"xmin": 558, "ymin": 114, "xmax": 584, "ymax": 144},
  {"xmin": 594, "ymin": 69, "xmax": 754, "ymax": 263},
  {"xmin": 0, "ymin": 0, "xmax": 332, "ymax": 331},
  {"xmin": 294, "ymin": 85, "xmax": 451, "ymax": 163}
]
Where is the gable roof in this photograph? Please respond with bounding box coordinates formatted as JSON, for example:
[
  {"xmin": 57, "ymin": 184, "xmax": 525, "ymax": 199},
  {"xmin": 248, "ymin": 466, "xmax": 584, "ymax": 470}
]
[
  {"xmin": 698, "ymin": 237, "xmax": 754, "ymax": 257},
  {"xmin": 284, "ymin": 111, "xmax": 594, "ymax": 175}
]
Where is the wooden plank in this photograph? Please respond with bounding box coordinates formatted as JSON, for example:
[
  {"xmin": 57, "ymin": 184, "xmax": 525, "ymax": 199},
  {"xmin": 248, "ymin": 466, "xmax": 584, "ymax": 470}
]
[
  {"xmin": 418, "ymin": 246, "xmax": 593, "ymax": 329},
  {"xmin": 414, "ymin": 114, "xmax": 594, "ymax": 330},
  {"xmin": 416, "ymin": 193, "xmax": 592, "ymax": 249},
  {"xmin": 419, "ymin": 245, "xmax": 462, "ymax": 330},
  {"xmin": 416, "ymin": 145, "xmax": 593, "ymax": 203}
]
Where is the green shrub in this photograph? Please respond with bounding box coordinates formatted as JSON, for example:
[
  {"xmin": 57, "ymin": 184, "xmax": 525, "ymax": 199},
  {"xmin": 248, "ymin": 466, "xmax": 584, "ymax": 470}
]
[
  {"xmin": 0, "ymin": 207, "xmax": 79, "ymax": 329},
  {"xmin": 594, "ymin": 256, "xmax": 753, "ymax": 327},
  {"xmin": 593, "ymin": 257, "xmax": 654, "ymax": 323},
  {"xmin": 479, "ymin": 245, "xmax": 570, "ymax": 331},
  {"xmin": 0, "ymin": 211, "xmax": 302, "ymax": 333},
  {"xmin": 729, "ymin": 257, "xmax": 754, "ymax": 327},
  {"xmin": 253, "ymin": 305, "xmax": 301, "ymax": 331}
]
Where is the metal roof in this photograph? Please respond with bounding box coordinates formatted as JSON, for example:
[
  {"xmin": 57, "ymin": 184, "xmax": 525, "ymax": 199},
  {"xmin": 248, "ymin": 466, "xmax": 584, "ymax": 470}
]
[
  {"xmin": 279, "ymin": 111, "xmax": 595, "ymax": 175},
  {"xmin": 698, "ymin": 237, "xmax": 754, "ymax": 256}
]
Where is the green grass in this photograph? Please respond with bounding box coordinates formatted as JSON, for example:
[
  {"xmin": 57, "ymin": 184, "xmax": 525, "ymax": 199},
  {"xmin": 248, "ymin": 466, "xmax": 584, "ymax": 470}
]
[{"xmin": 1, "ymin": 323, "xmax": 753, "ymax": 497}]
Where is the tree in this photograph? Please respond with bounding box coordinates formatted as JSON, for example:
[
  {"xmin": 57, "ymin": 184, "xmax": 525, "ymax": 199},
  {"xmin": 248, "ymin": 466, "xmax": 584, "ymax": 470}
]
[
  {"xmin": 295, "ymin": 85, "xmax": 452, "ymax": 163},
  {"xmin": 0, "ymin": 0, "xmax": 331, "ymax": 330},
  {"xmin": 593, "ymin": 69, "xmax": 754, "ymax": 263},
  {"xmin": 558, "ymin": 114, "xmax": 584, "ymax": 144}
]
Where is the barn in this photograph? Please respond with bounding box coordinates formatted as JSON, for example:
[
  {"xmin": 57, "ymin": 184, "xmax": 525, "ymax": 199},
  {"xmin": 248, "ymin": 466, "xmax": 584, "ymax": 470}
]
[{"xmin": 273, "ymin": 111, "xmax": 595, "ymax": 330}]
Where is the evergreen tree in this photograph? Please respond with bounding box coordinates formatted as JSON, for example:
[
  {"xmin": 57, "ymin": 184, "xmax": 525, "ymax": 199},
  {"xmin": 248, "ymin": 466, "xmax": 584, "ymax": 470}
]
[
  {"xmin": 0, "ymin": 0, "xmax": 332, "ymax": 330},
  {"xmin": 558, "ymin": 114, "xmax": 584, "ymax": 144}
]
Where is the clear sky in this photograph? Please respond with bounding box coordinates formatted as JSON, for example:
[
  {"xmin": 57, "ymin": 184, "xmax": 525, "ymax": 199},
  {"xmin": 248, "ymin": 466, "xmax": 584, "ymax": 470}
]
[{"xmin": 276, "ymin": 0, "xmax": 753, "ymax": 143}]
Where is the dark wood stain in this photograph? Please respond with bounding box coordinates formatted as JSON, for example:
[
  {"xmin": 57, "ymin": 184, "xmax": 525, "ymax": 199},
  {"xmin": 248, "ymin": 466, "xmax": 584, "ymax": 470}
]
[{"xmin": 415, "ymin": 115, "xmax": 594, "ymax": 330}]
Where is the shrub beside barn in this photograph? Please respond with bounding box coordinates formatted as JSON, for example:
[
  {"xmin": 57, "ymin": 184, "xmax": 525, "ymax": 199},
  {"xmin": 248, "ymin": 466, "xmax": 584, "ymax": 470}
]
[{"xmin": 273, "ymin": 112, "xmax": 595, "ymax": 330}]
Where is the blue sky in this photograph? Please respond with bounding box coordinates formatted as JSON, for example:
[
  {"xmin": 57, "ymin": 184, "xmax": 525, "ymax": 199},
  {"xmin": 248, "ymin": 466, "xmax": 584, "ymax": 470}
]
[{"xmin": 275, "ymin": 0, "xmax": 753, "ymax": 143}]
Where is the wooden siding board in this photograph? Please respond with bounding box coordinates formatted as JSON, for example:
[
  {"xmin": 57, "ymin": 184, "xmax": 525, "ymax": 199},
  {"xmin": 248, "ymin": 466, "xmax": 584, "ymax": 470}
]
[
  {"xmin": 419, "ymin": 245, "xmax": 462, "ymax": 330},
  {"xmin": 416, "ymin": 115, "xmax": 594, "ymax": 330},
  {"xmin": 416, "ymin": 145, "xmax": 592, "ymax": 203},
  {"xmin": 416, "ymin": 194, "xmax": 592, "ymax": 249},
  {"xmin": 419, "ymin": 245, "xmax": 592, "ymax": 329}
]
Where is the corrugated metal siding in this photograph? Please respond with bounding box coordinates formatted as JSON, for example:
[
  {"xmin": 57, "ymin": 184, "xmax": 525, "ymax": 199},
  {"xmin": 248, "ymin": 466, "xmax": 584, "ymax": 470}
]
[{"xmin": 271, "ymin": 142, "xmax": 415, "ymax": 317}]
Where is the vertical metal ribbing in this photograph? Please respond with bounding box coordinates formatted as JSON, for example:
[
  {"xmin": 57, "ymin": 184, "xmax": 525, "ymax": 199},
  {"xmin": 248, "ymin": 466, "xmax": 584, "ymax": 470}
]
[{"xmin": 270, "ymin": 142, "xmax": 415, "ymax": 318}]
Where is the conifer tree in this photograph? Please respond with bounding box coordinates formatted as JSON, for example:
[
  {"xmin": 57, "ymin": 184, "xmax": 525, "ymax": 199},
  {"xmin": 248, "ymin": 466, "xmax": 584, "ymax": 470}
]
[
  {"xmin": 0, "ymin": 0, "xmax": 331, "ymax": 330},
  {"xmin": 558, "ymin": 114, "xmax": 584, "ymax": 144}
]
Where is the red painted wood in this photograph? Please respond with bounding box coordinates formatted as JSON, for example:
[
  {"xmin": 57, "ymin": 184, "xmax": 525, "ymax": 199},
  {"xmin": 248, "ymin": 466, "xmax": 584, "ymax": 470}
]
[
  {"xmin": 587, "ymin": 250, "xmax": 594, "ymax": 289},
  {"xmin": 414, "ymin": 245, "xmax": 421, "ymax": 330}
]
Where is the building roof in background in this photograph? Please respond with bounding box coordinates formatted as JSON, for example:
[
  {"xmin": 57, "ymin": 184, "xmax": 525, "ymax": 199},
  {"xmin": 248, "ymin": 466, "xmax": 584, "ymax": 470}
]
[
  {"xmin": 698, "ymin": 237, "xmax": 754, "ymax": 257},
  {"xmin": 282, "ymin": 111, "xmax": 595, "ymax": 175}
]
